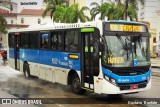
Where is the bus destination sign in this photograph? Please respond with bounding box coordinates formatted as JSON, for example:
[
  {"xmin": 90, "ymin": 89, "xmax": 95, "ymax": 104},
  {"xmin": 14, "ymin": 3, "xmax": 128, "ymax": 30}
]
[{"xmin": 105, "ymin": 23, "xmax": 147, "ymax": 32}]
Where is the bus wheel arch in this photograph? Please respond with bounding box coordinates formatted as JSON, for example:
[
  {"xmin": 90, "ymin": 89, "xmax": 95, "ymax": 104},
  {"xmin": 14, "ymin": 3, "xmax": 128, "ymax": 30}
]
[
  {"xmin": 67, "ymin": 70, "xmax": 76, "ymax": 85},
  {"xmin": 23, "ymin": 61, "xmax": 31, "ymax": 78},
  {"xmin": 68, "ymin": 70, "xmax": 86, "ymax": 95}
]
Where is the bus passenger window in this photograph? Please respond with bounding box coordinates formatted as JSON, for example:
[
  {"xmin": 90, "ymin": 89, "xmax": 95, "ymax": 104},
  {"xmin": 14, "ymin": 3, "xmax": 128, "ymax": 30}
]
[
  {"xmin": 9, "ymin": 34, "xmax": 14, "ymax": 48},
  {"xmin": 51, "ymin": 33, "xmax": 57, "ymax": 50},
  {"xmin": 57, "ymin": 32, "xmax": 63, "ymax": 51},
  {"xmin": 51, "ymin": 31, "xmax": 63, "ymax": 51},
  {"xmin": 21, "ymin": 33, "xmax": 29, "ymax": 48},
  {"xmin": 41, "ymin": 33, "xmax": 49, "ymax": 49},
  {"xmin": 65, "ymin": 30, "xmax": 79, "ymax": 52},
  {"xmin": 29, "ymin": 32, "xmax": 38, "ymax": 49}
]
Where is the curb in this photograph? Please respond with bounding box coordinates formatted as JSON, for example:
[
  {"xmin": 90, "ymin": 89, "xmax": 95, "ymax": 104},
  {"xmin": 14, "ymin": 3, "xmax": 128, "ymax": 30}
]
[
  {"xmin": 151, "ymin": 66, "xmax": 160, "ymax": 68},
  {"xmin": 151, "ymin": 72, "xmax": 160, "ymax": 77}
]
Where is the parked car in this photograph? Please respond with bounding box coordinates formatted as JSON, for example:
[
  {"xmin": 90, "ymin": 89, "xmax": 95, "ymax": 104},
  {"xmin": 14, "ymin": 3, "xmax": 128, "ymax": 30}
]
[{"xmin": 150, "ymin": 52, "xmax": 157, "ymax": 58}]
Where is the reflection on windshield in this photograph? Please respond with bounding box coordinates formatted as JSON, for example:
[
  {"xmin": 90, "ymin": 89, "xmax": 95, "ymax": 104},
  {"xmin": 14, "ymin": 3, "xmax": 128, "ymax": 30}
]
[{"xmin": 102, "ymin": 34, "xmax": 150, "ymax": 67}]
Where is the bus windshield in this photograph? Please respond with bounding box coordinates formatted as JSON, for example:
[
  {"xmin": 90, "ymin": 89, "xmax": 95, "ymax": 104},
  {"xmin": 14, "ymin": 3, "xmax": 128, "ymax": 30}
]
[{"xmin": 102, "ymin": 33, "xmax": 150, "ymax": 67}]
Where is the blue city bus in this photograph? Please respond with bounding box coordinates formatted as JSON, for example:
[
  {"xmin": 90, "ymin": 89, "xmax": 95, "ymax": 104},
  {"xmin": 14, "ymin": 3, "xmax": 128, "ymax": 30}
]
[{"xmin": 8, "ymin": 20, "xmax": 151, "ymax": 95}]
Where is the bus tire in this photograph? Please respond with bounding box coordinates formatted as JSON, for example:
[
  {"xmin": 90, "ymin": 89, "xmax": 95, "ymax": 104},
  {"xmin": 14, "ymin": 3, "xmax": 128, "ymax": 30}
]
[
  {"xmin": 23, "ymin": 63, "xmax": 31, "ymax": 79},
  {"xmin": 71, "ymin": 73, "xmax": 86, "ymax": 95}
]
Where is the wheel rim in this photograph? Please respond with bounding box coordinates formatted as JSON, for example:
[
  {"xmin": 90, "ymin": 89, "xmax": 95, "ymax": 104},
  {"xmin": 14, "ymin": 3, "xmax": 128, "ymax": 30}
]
[
  {"xmin": 73, "ymin": 78, "xmax": 80, "ymax": 90},
  {"xmin": 25, "ymin": 68, "xmax": 28, "ymax": 77}
]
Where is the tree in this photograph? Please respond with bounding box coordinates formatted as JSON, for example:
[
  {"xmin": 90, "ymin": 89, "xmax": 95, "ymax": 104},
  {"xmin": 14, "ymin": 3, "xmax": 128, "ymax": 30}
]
[
  {"xmin": 90, "ymin": 1, "xmax": 140, "ymax": 21},
  {"xmin": 53, "ymin": 4, "xmax": 89, "ymax": 23},
  {"xmin": 113, "ymin": 2, "xmax": 138, "ymax": 20},
  {"xmin": 100, "ymin": 2, "xmax": 116, "ymax": 20},
  {"xmin": 0, "ymin": 15, "xmax": 7, "ymax": 34},
  {"xmin": 52, "ymin": 6, "xmax": 66, "ymax": 22},
  {"xmin": 115, "ymin": 0, "xmax": 144, "ymax": 20},
  {"xmin": 42, "ymin": 0, "xmax": 68, "ymax": 19},
  {"xmin": 90, "ymin": 2, "xmax": 101, "ymax": 21}
]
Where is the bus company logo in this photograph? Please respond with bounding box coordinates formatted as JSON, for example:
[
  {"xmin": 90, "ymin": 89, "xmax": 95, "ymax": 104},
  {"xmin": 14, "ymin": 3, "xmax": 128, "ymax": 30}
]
[
  {"xmin": 52, "ymin": 58, "xmax": 58, "ymax": 64},
  {"xmin": 122, "ymin": 79, "xmax": 129, "ymax": 82},
  {"xmin": 119, "ymin": 79, "xmax": 129, "ymax": 83}
]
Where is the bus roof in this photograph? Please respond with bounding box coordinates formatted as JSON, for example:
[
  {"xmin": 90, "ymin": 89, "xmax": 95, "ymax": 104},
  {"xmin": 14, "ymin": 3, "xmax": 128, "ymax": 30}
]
[
  {"xmin": 8, "ymin": 20, "xmax": 146, "ymax": 33},
  {"xmin": 8, "ymin": 21, "xmax": 101, "ymax": 33}
]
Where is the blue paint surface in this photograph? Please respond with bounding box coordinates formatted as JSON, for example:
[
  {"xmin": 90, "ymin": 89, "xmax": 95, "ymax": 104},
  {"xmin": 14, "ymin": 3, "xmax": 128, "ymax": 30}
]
[
  {"xmin": 102, "ymin": 67, "xmax": 151, "ymax": 84},
  {"xmin": 19, "ymin": 49, "xmax": 81, "ymax": 71},
  {"xmin": 9, "ymin": 48, "xmax": 14, "ymax": 59}
]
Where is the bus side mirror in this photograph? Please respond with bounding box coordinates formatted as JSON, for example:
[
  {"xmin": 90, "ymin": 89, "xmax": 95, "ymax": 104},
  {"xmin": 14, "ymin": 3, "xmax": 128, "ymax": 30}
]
[{"xmin": 99, "ymin": 42, "xmax": 105, "ymax": 52}]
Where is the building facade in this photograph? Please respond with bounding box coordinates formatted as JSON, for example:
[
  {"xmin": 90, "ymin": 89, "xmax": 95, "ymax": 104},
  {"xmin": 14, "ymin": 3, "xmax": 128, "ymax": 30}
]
[
  {"xmin": 139, "ymin": 0, "xmax": 160, "ymax": 52},
  {"xmin": 0, "ymin": 0, "xmax": 52, "ymax": 47}
]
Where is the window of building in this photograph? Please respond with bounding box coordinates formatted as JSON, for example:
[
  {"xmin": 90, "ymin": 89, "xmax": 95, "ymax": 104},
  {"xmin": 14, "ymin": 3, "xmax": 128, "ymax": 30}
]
[
  {"xmin": 29, "ymin": 32, "xmax": 39, "ymax": 49},
  {"xmin": 153, "ymin": 37, "xmax": 156, "ymax": 43},
  {"xmin": 21, "ymin": 18, "xmax": 24, "ymax": 24},
  {"xmin": 38, "ymin": 19, "xmax": 41, "ymax": 24},
  {"xmin": 10, "ymin": 4, "xmax": 13, "ymax": 11},
  {"xmin": 20, "ymin": 32, "xmax": 29, "ymax": 48},
  {"xmin": 11, "ymin": 20, "xmax": 13, "ymax": 24},
  {"xmin": 40, "ymin": 33, "xmax": 49, "ymax": 49},
  {"xmin": 65, "ymin": 30, "xmax": 79, "ymax": 52}
]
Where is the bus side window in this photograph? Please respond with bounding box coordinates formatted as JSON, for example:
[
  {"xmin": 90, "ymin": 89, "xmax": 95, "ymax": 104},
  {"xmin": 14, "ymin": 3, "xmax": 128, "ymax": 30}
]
[
  {"xmin": 51, "ymin": 32, "xmax": 58, "ymax": 50},
  {"xmin": 21, "ymin": 32, "xmax": 29, "ymax": 48},
  {"xmin": 9, "ymin": 33, "xmax": 14, "ymax": 48},
  {"xmin": 65, "ymin": 30, "xmax": 79, "ymax": 52},
  {"xmin": 51, "ymin": 31, "xmax": 63, "ymax": 51},
  {"xmin": 40, "ymin": 33, "xmax": 49, "ymax": 50},
  {"xmin": 29, "ymin": 32, "xmax": 38, "ymax": 49},
  {"xmin": 57, "ymin": 32, "xmax": 63, "ymax": 51}
]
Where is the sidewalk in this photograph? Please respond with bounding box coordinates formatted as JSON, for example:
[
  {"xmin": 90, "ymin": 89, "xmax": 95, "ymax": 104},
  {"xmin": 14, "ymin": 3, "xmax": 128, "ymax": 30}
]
[{"xmin": 151, "ymin": 58, "xmax": 160, "ymax": 68}]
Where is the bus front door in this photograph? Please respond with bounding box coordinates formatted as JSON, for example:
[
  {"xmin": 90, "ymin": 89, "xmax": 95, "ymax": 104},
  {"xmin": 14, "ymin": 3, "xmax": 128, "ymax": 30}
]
[
  {"xmin": 81, "ymin": 32, "xmax": 99, "ymax": 90},
  {"xmin": 14, "ymin": 33, "xmax": 20, "ymax": 70}
]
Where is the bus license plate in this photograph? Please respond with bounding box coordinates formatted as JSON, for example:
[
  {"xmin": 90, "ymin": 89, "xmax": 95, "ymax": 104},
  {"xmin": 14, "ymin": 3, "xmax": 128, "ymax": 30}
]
[{"xmin": 130, "ymin": 84, "xmax": 138, "ymax": 90}]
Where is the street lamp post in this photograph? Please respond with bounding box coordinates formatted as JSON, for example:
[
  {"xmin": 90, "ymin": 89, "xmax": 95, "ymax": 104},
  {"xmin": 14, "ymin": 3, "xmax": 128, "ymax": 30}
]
[{"xmin": 124, "ymin": 0, "xmax": 129, "ymax": 20}]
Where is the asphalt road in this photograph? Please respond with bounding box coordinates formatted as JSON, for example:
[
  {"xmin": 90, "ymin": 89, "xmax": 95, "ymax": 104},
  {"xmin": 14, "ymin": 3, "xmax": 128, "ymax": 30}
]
[{"xmin": 0, "ymin": 65, "xmax": 159, "ymax": 107}]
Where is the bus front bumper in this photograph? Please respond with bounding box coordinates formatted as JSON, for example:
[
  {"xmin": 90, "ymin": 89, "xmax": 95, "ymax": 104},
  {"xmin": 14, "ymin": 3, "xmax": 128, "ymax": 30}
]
[{"xmin": 101, "ymin": 78, "xmax": 151, "ymax": 94}]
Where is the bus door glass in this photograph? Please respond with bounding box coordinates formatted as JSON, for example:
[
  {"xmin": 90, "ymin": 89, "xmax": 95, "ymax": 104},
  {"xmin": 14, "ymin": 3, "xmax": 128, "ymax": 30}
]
[
  {"xmin": 14, "ymin": 33, "xmax": 20, "ymax": 70},
  {"xmin": 81, "ymin": 29, "xmax": 99, "ymax": 89}
]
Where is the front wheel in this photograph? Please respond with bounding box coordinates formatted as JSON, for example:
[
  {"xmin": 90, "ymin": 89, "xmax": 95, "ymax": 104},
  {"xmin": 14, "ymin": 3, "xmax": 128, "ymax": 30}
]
[
  {"xmin": 71, "ymin": 74, "xmax": 86, "ymax": 95},
  {"xmin": 23, "ymin": 63, "xmax": 31, "ymax": 78}
]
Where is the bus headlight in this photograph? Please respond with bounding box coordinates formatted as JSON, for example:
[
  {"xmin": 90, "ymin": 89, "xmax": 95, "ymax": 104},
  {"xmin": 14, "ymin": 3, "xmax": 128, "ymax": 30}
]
[
  {"xmin": 104, "ymin": 75, "xmax": 116, "ymax": 85},
  {"xmin": 105, "ymin": 76, "xmax": 109, "ymax": 81},
  {"xmin": 111, "ymin": 78, "xmax": 116, "ymax": 84}
]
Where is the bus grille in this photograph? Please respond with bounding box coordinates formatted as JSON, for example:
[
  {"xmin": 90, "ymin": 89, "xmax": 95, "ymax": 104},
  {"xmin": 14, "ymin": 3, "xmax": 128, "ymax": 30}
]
[
  {"xmin": 106, "ymin": 66, "xmax": 150, "ymax": 76},
  {"xmin": 118, "ymin": 81, "xmax": 147, "ymax": 91}
]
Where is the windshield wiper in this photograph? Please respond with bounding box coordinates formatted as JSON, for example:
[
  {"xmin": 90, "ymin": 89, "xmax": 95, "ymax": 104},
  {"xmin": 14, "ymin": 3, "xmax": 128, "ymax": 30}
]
[
  {"xmin": 116, "ymin": 33, "xmax": 125, "ymax": 49},
  {"xmin": 125, "ymin": 38, "xmax": 129, "ymax": 60},
  {"xmin": 116, "ymin": 33, "xmax": 130, "ymax": 60}
]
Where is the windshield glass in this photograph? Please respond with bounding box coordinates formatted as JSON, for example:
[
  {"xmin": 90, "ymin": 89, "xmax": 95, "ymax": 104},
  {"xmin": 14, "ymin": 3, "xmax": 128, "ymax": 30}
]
[{"xmin": 102, "ymin": 34, "xmax": 150, "ymax": 67}]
